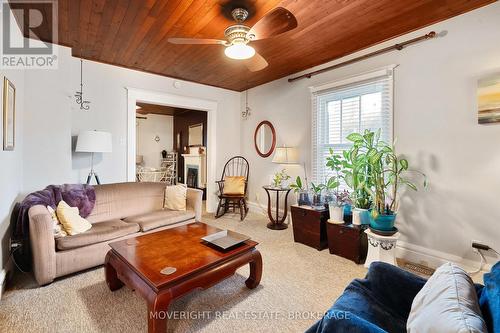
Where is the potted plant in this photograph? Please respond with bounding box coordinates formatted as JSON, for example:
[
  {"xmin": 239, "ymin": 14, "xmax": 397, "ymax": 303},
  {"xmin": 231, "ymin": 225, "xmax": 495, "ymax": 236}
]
[
  {"xmin": 325, "ymin": 149, "xmax": 351, "ymax": 222},
  {"xmin": 343, "ymin": 133, "xmax": 375, "ymax": 225},
  {"xmin": 329, "ymin": 188, "xmax": 353, "ymax": 224},
  {"xmin": 290, "ymin": 176, "xmax": 310, "ymax": 206},
  {"xmin": 272, "ymin": 169, "xmax": 291, "ymax": 188},
  {"xmin": 310, "ymin": 182, "xmax": 325, "ymax": 209},
  {"xmin": 323, "ymin": 176, "xmax": 339, "ymax": 219},
  {"xmin": 348, "ymin": 130, "xmax": 427, "ymax": 232}
]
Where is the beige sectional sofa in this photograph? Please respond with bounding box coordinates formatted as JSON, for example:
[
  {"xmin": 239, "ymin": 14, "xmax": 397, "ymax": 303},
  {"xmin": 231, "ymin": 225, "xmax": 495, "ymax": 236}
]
[{"xmin": 28, "ymin": 182, "xmax": 203, "ymax": 285}]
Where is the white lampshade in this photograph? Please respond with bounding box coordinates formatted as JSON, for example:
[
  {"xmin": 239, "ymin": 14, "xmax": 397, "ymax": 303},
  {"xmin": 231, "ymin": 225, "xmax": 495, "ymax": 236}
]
[
  {"xmin": 272, "ymin": 147, "xmax": 299, "ymax": 164},
  {"xmin": 75, "ymin": 130, "xmax": 112, "ymax": 153}
]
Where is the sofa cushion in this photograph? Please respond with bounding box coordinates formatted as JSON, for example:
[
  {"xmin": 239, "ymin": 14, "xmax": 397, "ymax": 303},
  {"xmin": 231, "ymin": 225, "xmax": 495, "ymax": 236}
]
[
  {"xmin": 164, "ymin": 184, "xmax": 187, "ymax": 211},
  {"xmin": 56, "ymin": 219, "xmax": 140, "ymax": 251},
  {"xmin": 86, "ymin": 182, "xmax": 166, "ymax": 223},
  {"xmin": 407, "ymin": 262, "xmax": 487, "ymax": 333},
  {"xmin": 123, "ymin": 209, "xmax": 195, "ymax": 232}
]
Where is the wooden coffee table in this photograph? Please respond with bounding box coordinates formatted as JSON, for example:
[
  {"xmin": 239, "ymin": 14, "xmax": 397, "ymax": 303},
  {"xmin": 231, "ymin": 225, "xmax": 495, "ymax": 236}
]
[{"xmin": 104, "ymin": 222, "xmax": 262, "ymax": 333}]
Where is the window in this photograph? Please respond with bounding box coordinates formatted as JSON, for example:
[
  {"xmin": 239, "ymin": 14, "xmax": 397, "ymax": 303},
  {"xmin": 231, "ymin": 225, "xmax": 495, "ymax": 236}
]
[{"xmin": 311, "ymin": 67, "xmax": 394, "ymax": 184}]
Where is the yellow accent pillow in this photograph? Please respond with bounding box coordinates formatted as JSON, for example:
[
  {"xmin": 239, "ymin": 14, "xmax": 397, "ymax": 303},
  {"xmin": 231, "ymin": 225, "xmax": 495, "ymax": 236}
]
[
  {"xmin": 56, "ymin": 201, "xmax": 92, "ymax": 236},
  {"xmin": 223, "ymin": 176, "xmax": 246, "ymax": 195},
  {"xmin": 164, "ymin": 184, "xmax": 187, "ymax": 211},
  {"xmin": 47, "ymin": 206, "xmax": 67, "ymax": 238}
]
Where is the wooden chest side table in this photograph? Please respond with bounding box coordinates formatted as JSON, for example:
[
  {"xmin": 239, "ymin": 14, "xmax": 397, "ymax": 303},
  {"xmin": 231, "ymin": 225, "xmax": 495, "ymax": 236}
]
[
  {"xmin": 291, "ymin": 205, "xmax": 328, "ymax": 251},
  {"xmin": 326, "ymin": 223, "xmax": 368, "ymax": 264}
]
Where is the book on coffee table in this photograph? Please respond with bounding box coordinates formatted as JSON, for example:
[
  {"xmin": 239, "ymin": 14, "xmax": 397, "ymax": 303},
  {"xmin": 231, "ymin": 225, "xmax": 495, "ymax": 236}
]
[{"xmin": 201, "ymin": 230, "xmax": 250, "ymax": 250}]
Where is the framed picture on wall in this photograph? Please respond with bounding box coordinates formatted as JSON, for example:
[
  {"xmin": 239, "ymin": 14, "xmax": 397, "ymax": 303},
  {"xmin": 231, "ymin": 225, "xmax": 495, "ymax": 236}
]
[
  {"xmin": 3, "ymin": 77, "xmax": 16, "ymax": 150},
  {"xmin": 478, "ymin": 73, "xmax": 500, "ymax": 124},
  {"xmin": 188, "ymin": 123, "xmax": 203, "ymax": 146}
]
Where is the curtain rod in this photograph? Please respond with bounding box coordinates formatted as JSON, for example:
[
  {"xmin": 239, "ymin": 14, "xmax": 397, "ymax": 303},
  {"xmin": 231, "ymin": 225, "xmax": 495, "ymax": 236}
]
[{"xmin": 288, "ymin": 31, "xmax": 437, "ymax": 83}]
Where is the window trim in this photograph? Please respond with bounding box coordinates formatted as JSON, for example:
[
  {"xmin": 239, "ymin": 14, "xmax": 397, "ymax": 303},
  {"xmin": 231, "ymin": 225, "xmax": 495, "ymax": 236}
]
[{"xmin": 309, "ymin": 64, "xmax": 397, "ymax": 93}]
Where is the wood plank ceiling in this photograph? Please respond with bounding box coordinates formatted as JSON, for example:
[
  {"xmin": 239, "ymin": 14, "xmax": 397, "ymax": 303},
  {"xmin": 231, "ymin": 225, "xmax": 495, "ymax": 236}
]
[
  {"xmin": 136, "ymin": 102, "xmax": 192, "ymax": 116},
  {"xmin": 9, "ymin": 0, "xmax": 495, "ymax": 91}
]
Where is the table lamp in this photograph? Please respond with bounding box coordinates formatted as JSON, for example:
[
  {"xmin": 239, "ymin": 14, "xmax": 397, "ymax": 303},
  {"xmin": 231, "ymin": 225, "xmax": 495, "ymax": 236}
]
[
  {"xmin": 75, "ymin": 130, "xmax": 112, "ymax": 185},
  {"xmin": 272, "ymin": 146, "xmax": 299, "ymax": 164}
]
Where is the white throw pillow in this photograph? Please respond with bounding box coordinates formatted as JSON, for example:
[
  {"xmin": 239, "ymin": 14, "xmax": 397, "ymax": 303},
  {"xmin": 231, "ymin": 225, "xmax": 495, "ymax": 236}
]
[
  {"xmin": 164, "ymin": 184, "xmax": 187, "ymax": 211},
  {"xmin": 407, "ymin": 262, "xmax": 487, "ymax": 333}
]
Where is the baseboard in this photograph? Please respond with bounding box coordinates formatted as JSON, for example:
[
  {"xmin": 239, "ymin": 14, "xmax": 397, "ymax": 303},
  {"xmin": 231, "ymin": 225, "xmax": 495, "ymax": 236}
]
[
  {"xmin": 246, "ymin": 201, "xmax": 266, "ymax": 216},
  {"xmin": 397, "ymin": 240, "xmax": 492, "ymax": 273},
  {"xmin": 246, "ymin": 200, "xmax": 292, "ymax": 218}
]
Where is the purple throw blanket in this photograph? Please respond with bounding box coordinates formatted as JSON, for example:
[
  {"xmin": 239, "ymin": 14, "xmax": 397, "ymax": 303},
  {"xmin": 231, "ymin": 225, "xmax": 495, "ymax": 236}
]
[{"xmin": 15, "ymin": 184, "xmax": 96, "ymax": 240}]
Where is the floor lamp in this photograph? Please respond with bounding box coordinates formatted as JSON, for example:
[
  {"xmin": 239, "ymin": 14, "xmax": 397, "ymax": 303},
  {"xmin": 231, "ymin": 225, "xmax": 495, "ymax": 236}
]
[{"xmin": 75, "ymin": 130, "xmax": 112, "ymax": 185}]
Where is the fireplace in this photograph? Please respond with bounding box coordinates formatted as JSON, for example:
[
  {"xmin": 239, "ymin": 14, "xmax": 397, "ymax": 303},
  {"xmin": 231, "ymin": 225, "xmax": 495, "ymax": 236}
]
[
  {"xmin": 182, "ymin": 148, "xmax": 206, "ymax": 189},
  {"xmin": 186, "ymin": 165, "xmax": 199, "ymax": 188}
]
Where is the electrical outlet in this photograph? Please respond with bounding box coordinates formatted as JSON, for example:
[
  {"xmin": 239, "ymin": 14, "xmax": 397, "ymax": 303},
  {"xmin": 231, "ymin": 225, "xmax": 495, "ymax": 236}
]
[
  {"xmin": 9, "ymin": 238, "xmax": 22, "ymax": 252},
  {"xmin": 471, "ymin": 240, "xmax": 490, "ymax": 251}
]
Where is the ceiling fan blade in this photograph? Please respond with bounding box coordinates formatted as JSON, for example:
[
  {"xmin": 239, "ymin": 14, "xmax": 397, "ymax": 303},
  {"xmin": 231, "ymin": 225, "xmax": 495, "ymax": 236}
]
[
  {"xmin": 168, "ymin": 38, "xmax": 227, "ymax": 45},
  {"xmin": 243, "ymin": 52, "xmax": 268, "ymax": 72},
  {"xmin": 248, "ymin": 7, "xmax": 297, "ymax": 41}
]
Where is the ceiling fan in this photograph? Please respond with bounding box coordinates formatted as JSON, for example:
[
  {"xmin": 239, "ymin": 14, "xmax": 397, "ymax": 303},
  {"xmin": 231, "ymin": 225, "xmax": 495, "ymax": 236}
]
[{"xmin": 168, "ymin": 6, "xmax": 298, "ymax": 72}]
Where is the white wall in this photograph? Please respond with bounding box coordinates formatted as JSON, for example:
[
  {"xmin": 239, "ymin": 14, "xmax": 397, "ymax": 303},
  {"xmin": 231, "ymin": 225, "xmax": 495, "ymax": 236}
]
[
  {"xmin": 136, "ymin": 114, "xmax": 173, "ymax": 169},
  {"xmin": 242, "ymin": 2, "xmax": 500, "ymax": 268},
  {"xmin": 22, "ymin": 45, "xmax": 241, "ymax": 199},
  {"xmin": 0, "ymin": 9, "xmax": 25, "ymax": 280}
]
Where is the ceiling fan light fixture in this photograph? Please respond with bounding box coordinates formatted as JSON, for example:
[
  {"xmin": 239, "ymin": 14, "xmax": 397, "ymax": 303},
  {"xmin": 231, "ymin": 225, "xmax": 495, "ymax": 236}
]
[{"xmin": 225, "ymin": 44, "xmax": 255, "ymax": 60}]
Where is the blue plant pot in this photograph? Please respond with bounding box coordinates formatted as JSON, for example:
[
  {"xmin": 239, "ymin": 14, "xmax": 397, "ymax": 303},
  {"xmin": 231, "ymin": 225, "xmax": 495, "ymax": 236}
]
[
  {"xmin": 369, "ymin": 213, "xmax": 397, "ymax": 231},
  {"xmin": 344, "ymin": 204, "xmax": 352, "ymax": 216}
]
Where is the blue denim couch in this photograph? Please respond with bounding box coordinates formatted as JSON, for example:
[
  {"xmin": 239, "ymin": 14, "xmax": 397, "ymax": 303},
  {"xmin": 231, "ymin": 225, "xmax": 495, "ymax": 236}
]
[{"xmin": 306, "ymin": 261, "xmax": 500, "ymax": 333}]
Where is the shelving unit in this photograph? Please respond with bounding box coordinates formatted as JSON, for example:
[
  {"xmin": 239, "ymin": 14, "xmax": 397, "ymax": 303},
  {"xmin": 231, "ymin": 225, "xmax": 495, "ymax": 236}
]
[{"xmin": 160, "ymin": 152, "xmax": 177, "ymax": 185}]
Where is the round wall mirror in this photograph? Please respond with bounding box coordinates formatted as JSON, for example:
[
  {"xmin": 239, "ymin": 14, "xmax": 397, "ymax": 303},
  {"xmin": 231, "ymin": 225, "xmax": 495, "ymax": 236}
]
[{"xmin": 254, "ymin": 120, "xmax": 276, "ymax": 158}]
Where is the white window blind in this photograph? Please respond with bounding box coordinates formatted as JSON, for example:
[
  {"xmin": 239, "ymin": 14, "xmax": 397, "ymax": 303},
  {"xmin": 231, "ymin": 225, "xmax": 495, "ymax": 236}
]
[{"xmin": 311, "ymin": 68, "xmax": 394, "ymax": 184}]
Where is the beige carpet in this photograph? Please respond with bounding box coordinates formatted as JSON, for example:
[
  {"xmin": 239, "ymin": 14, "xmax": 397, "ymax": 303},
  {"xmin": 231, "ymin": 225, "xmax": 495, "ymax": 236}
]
[{"xmin": 0, "ymin": 210, "xmax": 368, "ymax": 333}]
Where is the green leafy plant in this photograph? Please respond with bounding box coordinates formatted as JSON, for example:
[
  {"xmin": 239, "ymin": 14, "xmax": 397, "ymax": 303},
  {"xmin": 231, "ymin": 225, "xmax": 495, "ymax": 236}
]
[
  {"xmin": 324, "ymin": 176, "xmax": 340, "ymax": 192},
  {"xmin": 290, "ymin": 176, "xmax": 304, "ymax": 193},
  {"xmin": 310, "ymin": 182, "xmax": 325, "ymax": 194},
  {"xmin": 325, "ymin": 150, "xmax": 344, "ymax": 200},
  {"xmin": 346, "ymin": 129, "xmax": 427, "ymax": 217},
  {"xmin": 273, "ymin": 169, "xmax": 291, "ymax": 187},
  {"xmin": 381, "ymin": 142, "xmax": 427, "ymax": 214},
  {"xmin": 342, "ymin": 131, "xmax": 378, "ymax": 209}
]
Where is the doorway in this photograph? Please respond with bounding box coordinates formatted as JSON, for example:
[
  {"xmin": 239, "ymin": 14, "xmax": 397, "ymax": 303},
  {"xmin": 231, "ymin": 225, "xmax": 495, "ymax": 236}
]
[{"xmin": 126, "ymin": 88, "xmax": 217, "ymax": 212}]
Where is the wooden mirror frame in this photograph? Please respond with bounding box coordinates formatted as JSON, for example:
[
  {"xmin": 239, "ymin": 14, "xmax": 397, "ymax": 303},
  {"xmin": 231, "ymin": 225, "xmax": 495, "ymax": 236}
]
[{"xmin": 254, "ymin": 120, "xmax": 276, "ymax": 158}]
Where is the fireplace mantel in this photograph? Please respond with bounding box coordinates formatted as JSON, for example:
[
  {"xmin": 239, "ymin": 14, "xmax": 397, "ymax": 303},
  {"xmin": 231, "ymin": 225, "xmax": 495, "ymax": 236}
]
[{"xmin": 182, "ymin": 148, "xmax": 206, "ymax": 189}]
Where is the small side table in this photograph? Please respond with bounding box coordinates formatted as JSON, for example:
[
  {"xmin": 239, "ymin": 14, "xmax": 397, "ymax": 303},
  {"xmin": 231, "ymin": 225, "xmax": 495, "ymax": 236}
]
[
  {"xmin": 364, "ymin": 229, "xmax": 400, "ymax": 268},
  {"xmin": 263, "ymin": 186, "xmax": 291, "ymax": 230}
]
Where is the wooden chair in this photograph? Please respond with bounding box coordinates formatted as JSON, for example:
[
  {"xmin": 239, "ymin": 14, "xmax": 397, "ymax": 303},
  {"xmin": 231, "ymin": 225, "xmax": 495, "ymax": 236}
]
[{"xmin": 215, "ymin": 156, "xmax": 249, "ymax": 221}]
